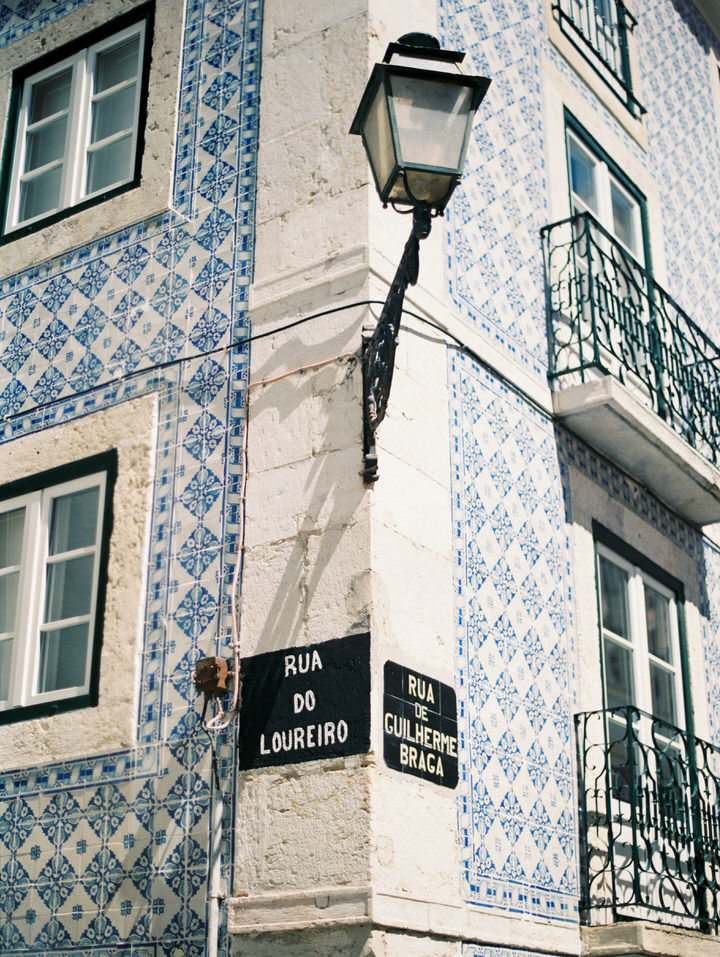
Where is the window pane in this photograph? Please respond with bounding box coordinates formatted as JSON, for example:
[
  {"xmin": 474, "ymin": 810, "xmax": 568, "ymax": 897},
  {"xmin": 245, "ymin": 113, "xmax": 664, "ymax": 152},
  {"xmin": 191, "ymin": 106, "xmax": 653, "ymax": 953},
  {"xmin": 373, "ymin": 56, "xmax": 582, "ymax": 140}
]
[
  {"xmin": 86, "ymin": 135, "xmax": 133, "ymax": 193},
  {"xmin": 0, "ymin": 639, "xmax": 11, "ymax": 701},
  {"xmin": 599, "ymin": 555, "xmax": 630, "ymax": 638},
  {"xmin": 95, "ymin": 36, "xmax": 140, "ymax": 93},
  {"xmin": 0, "ymin": 571, "xmax": 19, "ymax": 635},
  {"xmin": 0, "ymin": 507, "xmax": 25, "ymax": 567},
  {"xmin": 29, "ymin": 68, "xmax": 72, "ymax": 123},
  {"xmin": 25, "ymin": 116, "xmax": 67, "ymax": 171},
  {"xmin": 363, "ymin": 85, "xmax": 395, "ymax": 197},
  {"xmin": 19, "ymin": 165, "xmax": 63, "ymax": 221},
  {"xmin": 604, "ymin": 636, "xmax": 634, "ymax": 708},
  {"xmin": 569, "ymin": 140, "xmax": 598, "ymax": 213},
  {"xmin": 611, "ymin": 181, "xmax": 638, "ymax": 254},
  {"xmin": 607, "ymin": 713, "xmax": 635, "ymax": 799},
  {"xmin": 91, "ymin": 85, "xmax": 136, "ymax": 143},
  {"xmin": 37, "ymin": 623, "xmax": 88, "ymax": 692},
  {"xmin": 49, "ymin": 487, "xmax": 99, "ymax": 554},
  {"xmin": 645, "ymin": 583, "xmax": 672, "ymax": 663},
  {"xmin": 389, "ymin": 76, "xmax": 472, "ymax": 170},
  {"xmin": 595, "ymin": 0, "xmax": 613, "ymax": 23},
  {"xmin": 44, "ymin": 555, "xmax": 94, "ymax": 621},
  {"xmin": 651, "ymin": 663, "xmax": 677, "ymax": 725}
]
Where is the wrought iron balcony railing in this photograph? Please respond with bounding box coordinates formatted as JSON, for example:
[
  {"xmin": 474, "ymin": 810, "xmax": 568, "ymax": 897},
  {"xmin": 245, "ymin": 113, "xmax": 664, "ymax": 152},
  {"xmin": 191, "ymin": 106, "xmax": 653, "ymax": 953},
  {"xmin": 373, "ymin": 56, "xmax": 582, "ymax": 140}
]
[
  {"xmin": 542, "ymin": 212, "xmax": 720, "ymax": 468},
  {"xmin": 552, "ymin": 0, "xmax": 644, "ymax": 115},
  {"xmin": 576, "ymin": 706, "xmax": 720, "ymax": 933}
]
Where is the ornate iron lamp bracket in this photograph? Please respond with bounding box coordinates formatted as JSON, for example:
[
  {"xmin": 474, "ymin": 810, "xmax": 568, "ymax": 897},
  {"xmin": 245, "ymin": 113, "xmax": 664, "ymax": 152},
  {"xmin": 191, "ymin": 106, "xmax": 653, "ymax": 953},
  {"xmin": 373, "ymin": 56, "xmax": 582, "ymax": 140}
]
[{"xmin": 362, "ymin": 203, "xmax": 432, "ymax": 482}]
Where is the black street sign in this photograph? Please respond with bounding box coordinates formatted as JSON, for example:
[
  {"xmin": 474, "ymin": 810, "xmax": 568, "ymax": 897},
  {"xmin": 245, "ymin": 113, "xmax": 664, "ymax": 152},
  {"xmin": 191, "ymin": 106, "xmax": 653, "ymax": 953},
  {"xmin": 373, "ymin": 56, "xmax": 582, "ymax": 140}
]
[
  {"xmin": 383, "ymin": 661, "xmax": 458, "ymax": 788},
  {"xmin": 238, "ymin": 633, "xmax": 371, "ymax": 770}
]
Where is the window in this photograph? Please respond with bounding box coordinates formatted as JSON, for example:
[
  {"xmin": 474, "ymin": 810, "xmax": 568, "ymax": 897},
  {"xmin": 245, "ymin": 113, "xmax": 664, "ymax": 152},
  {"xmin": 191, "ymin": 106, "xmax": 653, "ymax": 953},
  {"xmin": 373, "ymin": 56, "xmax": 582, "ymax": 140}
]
[
  {"xmin": 562, "ymin": 119, "xmax": 657, "ymax": 399},
  {"xmin": 594, "ymin": 524, "xmax": 687, "ymax": 800},
  {"xmin": 2, "ymin": 13, "xmax": 149, "ymax": 234},
  {"xmin": 567, "ymin": 124, "xmax": 644, "ymax": 262},
  {"xmin": 0, "ymin": 452, "xmax": 116, "ymax": 721},
  {"xmin": 598, "ymin": 543, "xmax": 684, "ymax": 726}
]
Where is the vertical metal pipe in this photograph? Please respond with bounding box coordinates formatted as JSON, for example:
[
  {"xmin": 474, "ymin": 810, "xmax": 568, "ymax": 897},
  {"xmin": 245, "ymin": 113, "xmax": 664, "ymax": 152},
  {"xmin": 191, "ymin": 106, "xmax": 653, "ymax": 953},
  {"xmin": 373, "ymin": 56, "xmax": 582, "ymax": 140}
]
[{"xmin": 207, "ymin": 777, "xmax": 224, "ymax": 957}]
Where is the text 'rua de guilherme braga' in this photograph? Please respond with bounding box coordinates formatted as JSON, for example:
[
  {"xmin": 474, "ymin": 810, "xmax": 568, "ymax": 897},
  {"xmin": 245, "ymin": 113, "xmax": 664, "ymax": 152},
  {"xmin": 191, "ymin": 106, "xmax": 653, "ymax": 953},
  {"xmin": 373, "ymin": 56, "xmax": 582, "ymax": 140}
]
[{"xmin": 383, "ymin": 666, "xmax": 458, "ymax": 786}]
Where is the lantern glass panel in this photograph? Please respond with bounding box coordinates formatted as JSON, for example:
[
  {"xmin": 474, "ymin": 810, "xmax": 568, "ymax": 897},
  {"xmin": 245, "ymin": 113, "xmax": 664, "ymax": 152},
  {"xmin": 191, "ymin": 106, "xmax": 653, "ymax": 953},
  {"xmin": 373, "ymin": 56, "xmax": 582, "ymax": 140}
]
[
  {"xmin": 363, "ymin": 82, "xmax": 396, "ymax": 199},
  {"xmin": 389, "ymin": 75, "xmax": 473, "ymax": 172}
]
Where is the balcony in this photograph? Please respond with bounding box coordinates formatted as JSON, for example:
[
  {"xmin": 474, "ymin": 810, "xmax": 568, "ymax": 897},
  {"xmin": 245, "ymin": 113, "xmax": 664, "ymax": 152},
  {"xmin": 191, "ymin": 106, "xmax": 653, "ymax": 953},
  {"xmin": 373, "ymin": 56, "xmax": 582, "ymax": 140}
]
[
  {"xmin": 552, "ymin": 0, "xmax": 644, "ymax": 116},
  {"xmin": 576, "ymin": 706, "xmax": 720, "ymax": 934},
  {"xmin": 542, "ymin": 213, "xmax": 720, "ymax": 525}
]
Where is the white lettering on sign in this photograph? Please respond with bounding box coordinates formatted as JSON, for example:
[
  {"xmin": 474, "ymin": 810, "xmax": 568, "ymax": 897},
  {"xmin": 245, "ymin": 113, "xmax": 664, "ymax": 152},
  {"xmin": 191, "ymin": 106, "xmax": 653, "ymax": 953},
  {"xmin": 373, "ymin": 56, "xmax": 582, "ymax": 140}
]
[
  {"xmin": 259, "ymin": 720, "xmax": 349, "ymax": 756},
  {"xmin": 284, "ymin": 649, "xmax": 323, "ymax": 677},
  {"xmin": 399, "ymin": 741, "xmax": 444, "ymax": 777},
  {"xmin": 407, "ymin": 674, "xmax": 435, "ymax": 705},
  {"xmin": 383, "ymin": 712, "xmax": 457, "ymax": 757},
  {"xmin": 293, "ymin": 689, "xmax": 316, "ymax": 713}
]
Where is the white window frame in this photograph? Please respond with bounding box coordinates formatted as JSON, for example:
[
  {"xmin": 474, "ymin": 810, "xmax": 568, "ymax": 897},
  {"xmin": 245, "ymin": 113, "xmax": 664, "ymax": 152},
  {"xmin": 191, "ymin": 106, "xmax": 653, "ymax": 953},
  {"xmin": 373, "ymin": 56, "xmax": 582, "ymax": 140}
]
[
  {"xmin": 567, "ymin": 127, "xmax": 645, "ymax": 263},
  {"xmin": 4, "ymin": 19, "xmax": 146, "ymax": 233},
  {"xmin": 597, "ymin": 541, "xmax": 685, "ymax": 728},
  {"xmin": 0, "ymin": 467, "xmax": 110, "ymax": 715}
]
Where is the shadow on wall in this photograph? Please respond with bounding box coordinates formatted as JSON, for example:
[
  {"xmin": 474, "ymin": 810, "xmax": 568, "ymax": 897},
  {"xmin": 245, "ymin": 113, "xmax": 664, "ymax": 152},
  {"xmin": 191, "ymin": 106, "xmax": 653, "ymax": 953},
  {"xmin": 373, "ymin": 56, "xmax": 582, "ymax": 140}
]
[{"xmin": 242, "ymin": 317, "xmax": 369, "ymax": 654}]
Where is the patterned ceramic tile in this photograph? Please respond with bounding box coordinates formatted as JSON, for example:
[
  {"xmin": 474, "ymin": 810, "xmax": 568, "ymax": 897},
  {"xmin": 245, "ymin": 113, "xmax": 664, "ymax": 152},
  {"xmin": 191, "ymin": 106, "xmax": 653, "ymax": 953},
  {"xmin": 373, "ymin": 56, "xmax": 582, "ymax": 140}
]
[
  {"xmin": 639, "ymin": 0, "xmax": 720, "ymax": 339},
  {"xmin": 449, "ymin": 352, "xmax": 577, "ymax": 923},
  {"xmin": 0, "ymin": 0, "xmax": 260, "ymax": 952},
  {"xmin": 702, "ymin": 543, "xmax": 720, "ymax": 749},
  {"xmin": 440, "ymin": 0, "xmax": 550, "ymax": 381}
]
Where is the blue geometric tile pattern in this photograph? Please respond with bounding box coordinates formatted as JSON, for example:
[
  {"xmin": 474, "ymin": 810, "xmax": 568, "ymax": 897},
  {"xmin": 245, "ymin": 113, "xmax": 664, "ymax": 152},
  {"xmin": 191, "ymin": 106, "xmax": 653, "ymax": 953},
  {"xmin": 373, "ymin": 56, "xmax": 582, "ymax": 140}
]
[
  {"xmin": 702, "ymin": 542, "xmax": 720, "ymax": 750},
  {"xmin": 0, "ymin": 0, "xmax": 262, "ymax": 953},
  {"xmin": 440, "ymin": 0, "xmax": 720, "ymax": 380},
  {"xmin": 440, "ymin": 0, "xmax": 551, "ymax": 380},
  {"xmin": 639, "ymin": 0, "xmax": 720, "ymax": 339},
  {"xmin": 448, "ymin": 352, "xmax": 577, "ymax": 923}
]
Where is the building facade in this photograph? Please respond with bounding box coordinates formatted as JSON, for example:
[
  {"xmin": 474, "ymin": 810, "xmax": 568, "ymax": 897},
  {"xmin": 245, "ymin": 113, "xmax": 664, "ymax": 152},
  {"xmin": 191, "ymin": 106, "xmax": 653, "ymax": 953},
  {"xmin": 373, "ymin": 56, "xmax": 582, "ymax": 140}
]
[{"xmin": 1, "ymin": 0, "xmax": 720, "ymax": 955}]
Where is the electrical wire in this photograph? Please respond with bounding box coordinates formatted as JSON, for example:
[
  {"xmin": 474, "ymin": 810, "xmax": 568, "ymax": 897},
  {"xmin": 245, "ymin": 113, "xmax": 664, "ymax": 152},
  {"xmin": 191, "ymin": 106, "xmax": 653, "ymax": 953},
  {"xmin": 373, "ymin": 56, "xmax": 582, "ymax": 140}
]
[
  {"xmin": 249, "ymin": 351, "xmax": 358, "ymax": 389},
  {"xmin": 0, "ymin": 300, "xmax": 378, "ymax": 425},
  {"xmin": 1, "ymin": 298, "xmax": 550, "ymax": 425},
  {"xmin": 3, "ymin": 290, "xmax": 552, "ymax": 729}
]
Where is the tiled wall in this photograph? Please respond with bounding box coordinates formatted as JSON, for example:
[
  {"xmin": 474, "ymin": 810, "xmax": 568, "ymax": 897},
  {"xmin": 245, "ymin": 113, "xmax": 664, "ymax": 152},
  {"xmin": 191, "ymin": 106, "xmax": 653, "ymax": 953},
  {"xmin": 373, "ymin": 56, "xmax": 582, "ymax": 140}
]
[
  {"xmin": 449, "ymin": 353, "xmax": 577, "ymax": 923},
  {"xmin": 0, "ymin": 0, "xmax": 262, "ymax": 952},
  {"xmin": 440, "ymin": 0, "xmax": 550, "ymax": 381},
  {"xmin": 640, "ymin": 0, "xmax": 720, "ymax": 336},
  {"xmin": 442, "ymin": 0, "xmax": 720, "ymax": 925}
]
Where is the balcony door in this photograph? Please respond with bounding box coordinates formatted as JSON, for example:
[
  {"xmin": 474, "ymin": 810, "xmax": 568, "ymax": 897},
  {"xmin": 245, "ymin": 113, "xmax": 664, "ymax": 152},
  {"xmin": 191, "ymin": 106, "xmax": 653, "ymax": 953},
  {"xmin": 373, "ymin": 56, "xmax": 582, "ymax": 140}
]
[
  {"xmin": 564, "ymin": 120, "xmax": 656, "ymax": 401},
  {"xmin": 567, "ymin": 130, "xmax": 644, "ymax": 264},
  {"xmin": 597, "ymin": 543, "xmax": 684, "ymax": 730},
  {"xmin": 593, "ymin": 528, "xmax": 700, "ymax": 924}
]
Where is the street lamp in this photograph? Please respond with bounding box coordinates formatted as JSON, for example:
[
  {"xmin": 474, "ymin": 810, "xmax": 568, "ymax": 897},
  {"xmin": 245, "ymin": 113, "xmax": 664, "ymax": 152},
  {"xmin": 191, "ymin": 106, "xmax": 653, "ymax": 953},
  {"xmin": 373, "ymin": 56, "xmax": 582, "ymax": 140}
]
[
  {"xmin": 350, "ymin": 33, "xmax": 490, "ymax": 482},
  {"xmin": 350, "ymin": 33, "xmax": 490, "ymax": 481}
]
